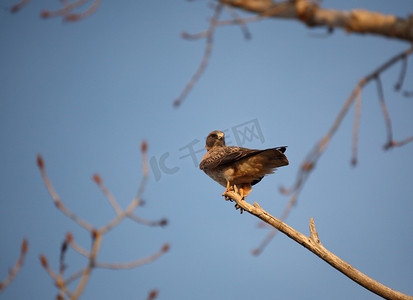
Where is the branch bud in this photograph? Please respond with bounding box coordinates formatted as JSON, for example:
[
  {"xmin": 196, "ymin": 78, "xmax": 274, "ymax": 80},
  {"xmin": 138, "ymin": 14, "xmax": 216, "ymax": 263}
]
[
  {"xmin": 21, "ymin": 238, "xmax": 28, "ymax": 254},
  {"xmin": 148, "ymin": 289, "xmax": 158, "ymax": 300},
  {"xmin": 64, "ymin": 14, "xmax": 80, "ymax": 22},
  {"xmin": 40, "ymin": 10, "xmax": 50, "ymax": 18},
  {"xmin": 66, "ymin": 232, "xmax": 73, "ymax": 243},
  {"xmin": 39, "ymin": 255, "xmax": 48, "ymax": 268},
  {"xmin": 92, "ymin": 174, "xmax": 102, "ymax": 185},
  {"xmin": 141, "ymin": 140, "xmax": 148, "ymax": 153},
  {"xmin": 36, "ymin": 154, "xmax": 44, "ymax": 169},
  {"xmin": 161, "ymin": 243, "xmax": 170, "ymax": 253}
]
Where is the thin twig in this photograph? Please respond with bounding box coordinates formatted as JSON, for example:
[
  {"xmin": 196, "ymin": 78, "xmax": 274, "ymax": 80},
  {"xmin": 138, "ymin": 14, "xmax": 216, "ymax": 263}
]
[
  {"xmin": 64, "ymin": 268, "xmax": 86, "ymax": 286},
  {"xmin": 40, "ymin": 254, "xmax": 73, "ymax": 298},
  {"xmin": 67, "ymin": 233, "xmax": 90, "ymax": 258},
  {"xmin": 0, "ymin": 239, "xmax": 28, "ymax": 293},
  {"xmin": 37, "ymin": 154, "xmax": 95, "ymax": 232},
  {"xmin": 215, "ymin": 14, "xmax": 264, "ymax": 27},
  {"xmin": 394, "ymin": 56, "xmax": 408, "ymax": 91},
  {"xmin": 40, "ymin": 0, "xmax": 101, "ymax": 22},
  {"xmin": 181, "ymin": 14, "xmax": 261, "ymax": 41},
  {"xmin": 93, "ymin": 174, "xmax": 123, "ymax": 216},
  {"xmin": 96, "ymin": 244, "xmax": 170, "ymax": 270},
  {"xmin": 100, "ymin": 141, "xmax": 150, "ymax": 234},
  {"xmin": 351, "ymin": 90, "xmax": 363, "ymax": 166},
  {"xmin": 64, "ymin": 0, "xmax": 101, "ymax": 22},
  {"xmin": 224, "ymin": 191, "xmax": 413, "ymax": 300},
  {"xmin": 389, "ymin": 135, "xmax": 413, "ymax": 148},
  {"xmin": 10, "ymin": 0, "xmax": 31, "ymax": 13},
  {"xmin": 128, "ymin": 213, "xmax": 168, "ymax": 227},
  {"xmin": 39, "ymin": 254, "xmax": 59, "ymax": 282},
  {"xmin": 224, "ymin": 6, "xmax": 252, "ymax": 39},
  {"xmin": 375, "ymin": 76, "xmax": 394, "ymax": 149},
  {"xmin": 174, "ymin": 4, "xmax": 224, "ymax": 107},
  {"xmin": 252, "ymin": 194, "xmax": 297, "ymax": 255},
  {"xmin": 59, "ymin": 239, "xmax": 69, "ymax": 276}
]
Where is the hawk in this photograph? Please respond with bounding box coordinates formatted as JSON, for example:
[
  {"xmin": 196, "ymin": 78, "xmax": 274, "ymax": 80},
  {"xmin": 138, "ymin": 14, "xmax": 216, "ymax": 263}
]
[{"xmin": 199, "ymin": 130, "xmax": 289, "ymax": 199}]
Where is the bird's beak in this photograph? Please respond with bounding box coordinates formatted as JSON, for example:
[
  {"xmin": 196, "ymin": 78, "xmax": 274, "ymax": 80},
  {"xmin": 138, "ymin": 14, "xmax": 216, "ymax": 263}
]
[{"xmin": 217, "ymin": 132, "xmax": 224, "ymax": 140}]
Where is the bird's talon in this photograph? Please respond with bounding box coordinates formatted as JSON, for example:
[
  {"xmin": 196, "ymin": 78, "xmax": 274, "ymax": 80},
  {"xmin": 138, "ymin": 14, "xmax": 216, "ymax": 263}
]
[{"xmin": 234, "ymin": 204, "xmax": 244, "ymax": 214}]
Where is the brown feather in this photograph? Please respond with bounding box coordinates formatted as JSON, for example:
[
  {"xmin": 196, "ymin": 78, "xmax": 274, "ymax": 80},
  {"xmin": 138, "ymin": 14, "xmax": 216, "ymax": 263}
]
[{"xmin": 199, "ymin": 130, "xmax": 289, "ymax": 198}]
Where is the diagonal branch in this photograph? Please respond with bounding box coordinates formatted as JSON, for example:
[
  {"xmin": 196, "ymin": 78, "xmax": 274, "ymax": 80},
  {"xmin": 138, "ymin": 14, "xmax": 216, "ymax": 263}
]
[
  {"xmin": 376, "ymin": 76, "xmax": 394, "ymax": 149},
  {"xmin": 40, "ymin": 0, "xmax": 101, "ymax": 22},
  {"xmin": 10, "ymin": 0, "xmax": 31, "ymax": 13},
  {"xmin": 96, "ymin": 244, "xmax": 170, "ymax": 270},
  {"xmin": 67, "ymin": 233, "xmax": 90, "ymax": 258},
  {"xmin": 260, "ymin": 45, "xmax": 413, "ymax": 254},
  {"xmin": 174, "ymin": 4, "xmax": 224, "ymax": 107},
  {"xmin": 93, "ymin": 174, "xmax": 123, "ymax": 216},
  {"xmin": 37, "ymin": 154, "xmax": 94, "ymax": 232},
  {"xmin": 224, "ymin": 191, "xmax": 413, "ymax": 300},
  {"xmin": 0, "ymin": 239, "xmax": 28, "ymax": 293},
  {"xmin": 219, "ymin": 0, "xmax": 413, "ymax": 42}
]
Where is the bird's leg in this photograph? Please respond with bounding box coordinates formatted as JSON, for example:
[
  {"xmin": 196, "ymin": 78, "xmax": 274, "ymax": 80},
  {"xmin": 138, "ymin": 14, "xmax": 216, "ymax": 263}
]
[
  {"xmin": 231, "ymin": 184, "xmax": 244, "ymax": 213},
  {"xmin": 223, "ymin": 180, "xmax": 231, "ymax": 201},
  {"xmin": 239, "ymin": 187, "xmax": 245, "ymax": 200}
]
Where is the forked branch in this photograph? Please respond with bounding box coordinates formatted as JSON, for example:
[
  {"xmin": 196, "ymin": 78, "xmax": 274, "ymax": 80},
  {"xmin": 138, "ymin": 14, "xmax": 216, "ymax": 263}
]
[
  {"xmin": 224, "ymin": 191, "xmax": 413, "ymax": 300},
  {"xmin": 249, "ymin": 45, "xmax": 413, "ymax": 254},
  {"xmin": 37, "ymin": 141, "xmax": 168, "ymax": 299}
]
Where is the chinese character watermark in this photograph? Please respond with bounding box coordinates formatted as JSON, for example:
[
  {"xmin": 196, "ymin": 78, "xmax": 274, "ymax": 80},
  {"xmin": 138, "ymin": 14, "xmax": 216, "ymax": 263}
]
[{"xmin": 149, "ymin": 118, "xmax": 265, "ymax": 182}]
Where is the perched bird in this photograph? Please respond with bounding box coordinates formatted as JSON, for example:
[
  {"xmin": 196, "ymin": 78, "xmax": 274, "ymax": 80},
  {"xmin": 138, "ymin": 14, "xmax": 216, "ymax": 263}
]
[{"xmin": 199, "ymin": 130, "xmax": 289, "ymax": 199}]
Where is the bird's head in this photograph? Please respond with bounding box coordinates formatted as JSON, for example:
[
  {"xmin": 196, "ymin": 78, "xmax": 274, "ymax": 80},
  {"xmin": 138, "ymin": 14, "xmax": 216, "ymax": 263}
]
[{"xmin": 205, "ymin": 130, "xmax": 226, "ymax": 150}]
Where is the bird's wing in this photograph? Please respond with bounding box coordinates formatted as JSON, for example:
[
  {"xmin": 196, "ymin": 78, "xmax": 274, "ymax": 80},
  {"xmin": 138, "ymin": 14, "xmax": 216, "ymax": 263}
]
[{"xmin": 200, "ymin": 146, "xmax": 288, "ymax": 170}]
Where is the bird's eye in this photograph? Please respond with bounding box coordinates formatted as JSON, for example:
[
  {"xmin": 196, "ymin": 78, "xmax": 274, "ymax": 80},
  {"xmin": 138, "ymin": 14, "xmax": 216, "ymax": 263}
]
[{"xmin": 210, "ymin": 133, "xmax": 217, "ymax": 138}]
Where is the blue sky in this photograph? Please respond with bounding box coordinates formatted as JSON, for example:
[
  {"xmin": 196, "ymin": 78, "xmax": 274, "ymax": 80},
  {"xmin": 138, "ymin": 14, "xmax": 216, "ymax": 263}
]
[{"xmin": 1, "ymin": 0, "xmax": 412, "ymax": 299}]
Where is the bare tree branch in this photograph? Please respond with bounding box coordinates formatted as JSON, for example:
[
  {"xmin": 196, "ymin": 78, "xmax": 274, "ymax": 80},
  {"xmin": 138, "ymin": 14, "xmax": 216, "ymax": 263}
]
[
  {"xmin": 10, "ymin": 0, "xmax": 31, "ymax": 13},
  {"xmin": 174, "ymin": 4, "xmax": 224, "ymax": 107},
  {"xmin": 386, "ymin": 135, "xmax": 413, "ymax": 149},
  {"xmin": 224, "ymin": 191, "xmax": 413, "ymax": 300},
  {"xmin": 351, "ymin": 92, "xmax": 363, "ymax": 166},
  {"xmin": 127, "ymin": 213, "xmax": 168, "ymax": 227},
  {"xmin": 67, "ymin": 233, "xmax": 90, "ymax": 258},
  {"xmin": 257, "ymin": 45, "xmax": 413, "ymax": 254},
  {"xmin": 93, "ymin": 174, "xmax": 123, "ymax": 216},
  {"xmin": 0, "ymin": 239, "xmax": 28, "ymax": 293},
  {"xmin": 40, "ymin": 0, "xmax": 101, "ymax": 22},
  {"xmin": 376, "ymin": 76, "xmax": 394, "ymax": 149},
  {"xmin": 37, "ymin": 141, "xmax": 169, "ymax": 299},
  {"xmin": 37, "ymin": 154, "xmax": 95, "ymax": 232},
  {"xmin": 224, "ymin": 5, "xmax": 252, "ymax": 39},
  {"xmin": 219, "ymin": 0, "xmax": 413, "ymax": 42},
  {"xmin": 394, "ymin": 56, "xmax": 408, "ymax": 92},
  {"xmin": 96, "ymin": 244, "xmax": 170, "ymax": 270}
]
